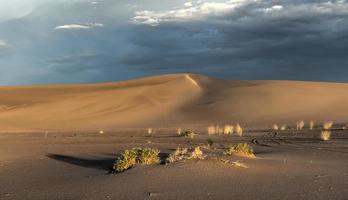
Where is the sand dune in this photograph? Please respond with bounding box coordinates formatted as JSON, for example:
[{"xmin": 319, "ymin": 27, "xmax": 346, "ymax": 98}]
[{"xmin": 1, "ymin": 73, "xmax": 348, "ymax": 131}]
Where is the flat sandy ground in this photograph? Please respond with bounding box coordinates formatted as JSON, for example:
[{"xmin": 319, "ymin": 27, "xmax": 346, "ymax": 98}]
[{"xmin": 1, "ymin": 128, "xmax": 347, "ymax": 200}]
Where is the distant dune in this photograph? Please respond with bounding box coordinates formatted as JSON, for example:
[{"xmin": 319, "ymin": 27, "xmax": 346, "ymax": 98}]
[{"xmin": 1, "ymin": 74, "xmax": 348, "ymax": 131}]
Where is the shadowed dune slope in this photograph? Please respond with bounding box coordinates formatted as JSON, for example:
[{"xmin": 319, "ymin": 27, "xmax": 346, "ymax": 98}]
[{"xmin": 0, "ymin": 73, "xmax": 348, "ymax": 131}]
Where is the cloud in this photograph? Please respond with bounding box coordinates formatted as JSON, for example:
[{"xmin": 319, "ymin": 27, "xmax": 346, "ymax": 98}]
[
  {"xmin": 125, "ymin": 0, "xmax": 348, "ymax": 81},
  {"xmin": 1, "ymin": 0, "xmax": 348, "ymax": 85},
  {"xmin": 0, "ymin": 40, "xmax": 7, "ymax": 47},
  {"xmin": 54, "ymin": 24, "xmax": 91, "ymax": 30},
  {"xmin": 133, "ymin": 0, "xmax": 348, "ymax": 26},
  {"xmin": 0, "ymin": 0, "xmax": 47, "ymax": 22},
  {"xmin": 133, "ymin": 0, "xmax": 260, "ymax": 25},
  {"xmin": 46, "ymin": 53, "xmax": 105, "ymax": 73},
  {"xmin": 184, "ymin": 2, "xmax": 193, "ymax": 7},
  {"xmin": 90, "ymin": 1, "xmax": 100, "ymax": 5},
  {"xmin": 54, "ymin": 23, "xmax": 104, "ymax": 30},
  {"xmin": 263, "ymin": 4, "xmax": 283, "ymax": 12}
]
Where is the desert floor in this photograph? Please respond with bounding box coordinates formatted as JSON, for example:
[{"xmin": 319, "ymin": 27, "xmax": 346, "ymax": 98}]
[{"xmin": 1, "ymin": 128, "xmax": 348, "ymax": 200}]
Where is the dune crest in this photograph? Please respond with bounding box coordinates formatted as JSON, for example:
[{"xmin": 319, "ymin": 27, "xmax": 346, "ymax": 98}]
[
  {"xmin": 1, "ymin": 73, "xmax": 348, "ymax": 131},
  {"xmin": 185, "ymin": 74, "xmax": 200, "ymax": 88}
]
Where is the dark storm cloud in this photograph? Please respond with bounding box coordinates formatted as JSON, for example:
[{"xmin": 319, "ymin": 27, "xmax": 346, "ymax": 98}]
[
  {"xmin": 45, "ymin": 53, "xmax": 123, "ymax": 74},
  {"xmin": 0, "ymin": 0, "xmax": 348, "ymax": 85},
  {"xmin": 126, "ymin": 0, "xmax": 348, "ymax": 81}
]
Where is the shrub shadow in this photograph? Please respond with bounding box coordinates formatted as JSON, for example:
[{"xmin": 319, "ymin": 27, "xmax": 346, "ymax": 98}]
[
  {"xmin": 47, "ymin": 153, "xmax": 115, "ymax": 171},
  {"xmin": 159, "ymin": 152, "xmax": 170, "ymax": 165}
]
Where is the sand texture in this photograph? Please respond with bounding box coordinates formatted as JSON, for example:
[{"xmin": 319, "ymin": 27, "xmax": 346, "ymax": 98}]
[{"xmin": 1, "ymin": 73, "xmax": 348, "ymax": 131}]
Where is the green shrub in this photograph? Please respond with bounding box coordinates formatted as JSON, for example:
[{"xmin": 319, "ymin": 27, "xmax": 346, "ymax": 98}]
[
  {"xmin": 139, "ymin": 148, "xmax": 160, "ymax": 165},
  {"xmin": 113, "ymin": 148, "xmax": 141, "ymax": 172},
  {"xmin": 113, "ymin": 147, "xmax": 160, "ymax": 173}
]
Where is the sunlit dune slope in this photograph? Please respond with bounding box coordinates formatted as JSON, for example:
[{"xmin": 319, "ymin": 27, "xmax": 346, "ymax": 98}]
[{"xmin": 0, "ymin": 73, "xmax": 348, "ymax": 131}]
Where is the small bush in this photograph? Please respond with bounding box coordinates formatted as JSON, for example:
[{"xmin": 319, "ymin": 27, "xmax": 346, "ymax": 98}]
[
  {"xmin": 113, "ymin": 147, "xmax": 160, "ymax": 173},
  {"xmin": 139, "ymin": 148, "xmax": 160, "ymax": 165},
  {"xmin": 323, "ymin": 121, "xmax": 333, "ymax": 130},
  {"xmin": 189, "ymin": 147, "xmax": 205, "ymax": 160},
  {"xmin": 167, "ymin": 146, "xmax": 205, "ymax": 163},
  {"xmin": 113, "ymin": 148, "xmax": 141, "ymax": 172},
  {"xmin": 320, "ymin": 131, "xmax": 331, "ymax": 141},
  {"xmin": 167, "ymin": 147, "xmax": 189, "ymax": 163},
  {"xmin": 223, "ymin": 125, "xmax": 234, "ymax": 134},
  {"xmin": 224, "ymin": 143, "xmax": 255, "ymax": 158}
]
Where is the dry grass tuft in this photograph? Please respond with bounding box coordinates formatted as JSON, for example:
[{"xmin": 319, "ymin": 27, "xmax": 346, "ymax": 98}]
[
  {"xmin": 208, "ymin": 124, "xmax": 243, "ymax": 136},
  {"xmin": 113, "ymin": 147, "xmax": 160, "ymax": 173},
  {"xmin": 309, "ymin": 120, "xmax": 314, "ymax": 130},
  {"xmin": 208, "ymin": 125, "xmax": 231, "ymax": 135},
  {"xmin": 296, "ymin": 120, "xmax": 305, "ymax": 130},
  {"xmin": 216, "ymin": 125, "xmax": 223, "ymax": 135},
  {"xmin": 147, "ymin": 128, "xmax": 155, "ymax": 136},
  {"xmin": 223, "ymin": 125, "xmax": 234, "ymax": 135},
  {"xmin": 323, "ymin": 121, "xmax": 333, "ymax": 130},
  {"xmin": 167, "ymin": 147, "xmax": 189, "ymax": 163},
  {"xmin": 231, "ymin": 160, "xmax": 249, "ymax": 168},
  {"xmin": 207, "ymin": 125, "xmax": 216, "ymax": 135},
  {"xmin": 320, "ymin": 131, "xmax": 331, "ymax": 141},
  {"xmin": 177, "ymin": 128, "xmax": 182, "ymax": 136},
  {"xmin": 273, "ymin": 124, "xmax": 287, "ymax": 131},
  {"xmin": 235, "ymin": 124, "xmax": 243, "ymax": 137},
  {"xmin": 189, "ymin": 147, "xmax": 206, "ymax": 160},
  {"xmin": 167, "ymin": 146, "xmax": 205, "ymax": 163},
  {"xmin": 280, "ymin": 125, "xmax": 287, "ymax": 131},
  {"xmin": 224, "ymin": 143, "xmax": 255, "ymax": 158},
  {"xmin": 221, "ymin": 159, "xmax": 249, "ymax": 169}
]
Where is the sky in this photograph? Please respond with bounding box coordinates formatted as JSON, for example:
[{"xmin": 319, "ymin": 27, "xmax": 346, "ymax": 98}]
[{"xmin": 0, "ymin": 0, "xmax": 347, "ymax": 85}]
